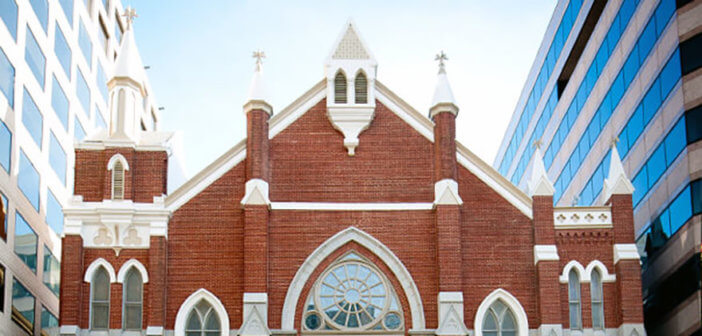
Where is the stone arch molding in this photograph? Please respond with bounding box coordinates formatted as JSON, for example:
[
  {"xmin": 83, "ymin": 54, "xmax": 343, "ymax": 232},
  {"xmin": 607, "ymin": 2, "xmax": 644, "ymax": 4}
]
[
  {"xmin": 107, "ymin": 153, "xmax": 130, "ymax": 171},
  {"xmin": 116, "ymin": 258, "xmax": 149, "ymax": 283},
  {"xmin": 281, "ymin": 226, "xmax": 426, "ymax": 331},
  {"xmin": 174, "ymin": 288, "xmax": 230, "ymax": 336},
  {"xmin": 473, "ymin": 288, "xmax": 529, "ymax": 336},
  {"xmin": 559, "ymin": 260, "xmax": 616, "ymax": 283},
  {"xmin": 84, "ymin": 258, "xmax": 117, "ymax": 283}
]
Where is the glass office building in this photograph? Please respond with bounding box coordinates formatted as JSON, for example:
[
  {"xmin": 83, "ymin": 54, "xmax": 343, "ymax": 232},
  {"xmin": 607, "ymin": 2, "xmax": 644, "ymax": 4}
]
[
  {"xmin": 0, "ymin": 0, "xmax": 163, "ymax": 334},
  {"xmin": 493, "ymin": 0, "xmax": 701, "ymax": 334}
]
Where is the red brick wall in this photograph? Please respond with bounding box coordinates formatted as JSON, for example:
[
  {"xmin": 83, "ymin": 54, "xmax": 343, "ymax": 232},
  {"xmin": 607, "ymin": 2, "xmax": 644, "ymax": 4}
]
[
  {"xmin": 74, "ymin": 148, "xmax": 167, "ymax": 203},
  {"xmin": 60, "ymin": 235, "xmax": 84, "ymax": 326},
  {"xmin": 433, "ymin": 112, "xmax": 457, "ymax": 181}
]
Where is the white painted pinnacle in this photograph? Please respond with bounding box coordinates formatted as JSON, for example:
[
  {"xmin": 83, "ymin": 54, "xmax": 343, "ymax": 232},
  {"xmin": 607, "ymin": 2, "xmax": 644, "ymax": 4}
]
[
  {"xmin": 602, "ymin": 143, "xmax": 635, "ymax": 202},
  {"xmin": 113, "ymin": 24, "xmax": 145, "ymax": 84},
  {"xmin": 527, "ymin": 145, "xmax": 555, "ymax": 196},
  {"xmin": 431, "ymin": 66, "xmax": 457, "ymax": 108},
  {"xmin": 246, "ymin": 51, "xmax": 268, "ymax": 103}
]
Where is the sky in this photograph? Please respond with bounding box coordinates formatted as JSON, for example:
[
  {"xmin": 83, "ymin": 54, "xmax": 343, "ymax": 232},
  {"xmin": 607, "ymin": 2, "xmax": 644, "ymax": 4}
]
[{"xmin": 129, "ymin": 0, "xmax": 557, "ymax": 177}]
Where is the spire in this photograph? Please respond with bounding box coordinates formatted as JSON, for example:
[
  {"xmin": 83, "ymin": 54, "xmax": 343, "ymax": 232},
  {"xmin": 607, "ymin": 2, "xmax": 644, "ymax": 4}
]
[
  {"xmin": 527, "ymin": 140, "xmax": 555, "ymax": 197},
  {"xmin": 429, "ymin": 51, "xmax": 458, "ymax": 118},
  {"xmin": 602, "ymin": 139, "xmax": 634, "ymax": 203},
  {"xmin": 112, "ymin": 7, "xmax": 145, "ymax": 88},
  {"xmin": 244, "ymin": 50, "xmax": 272, "ymax": 115}
]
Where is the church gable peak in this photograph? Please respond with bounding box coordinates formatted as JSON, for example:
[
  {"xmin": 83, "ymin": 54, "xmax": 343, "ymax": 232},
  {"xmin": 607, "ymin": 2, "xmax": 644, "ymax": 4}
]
[{"xmin": 327, "ymin": 19, "xmax": 375, "ymax": 62}]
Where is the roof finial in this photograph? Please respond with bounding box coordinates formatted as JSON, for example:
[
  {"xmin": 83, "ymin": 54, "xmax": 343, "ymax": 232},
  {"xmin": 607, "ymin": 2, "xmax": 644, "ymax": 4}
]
[
  {"xmin": 253, "ymin": 50, "xmax": 265, "ymax": 72},
  {"xmin": 435, "ymin": 50, "xmax": 448, "ymax": 74},
  {"xmin": 122, "ymin": 7, "xmax": 138, "ymax": 30},
  {"xmin": 533, "ymin": 139, "xmax": 543, "ymax": 150}
]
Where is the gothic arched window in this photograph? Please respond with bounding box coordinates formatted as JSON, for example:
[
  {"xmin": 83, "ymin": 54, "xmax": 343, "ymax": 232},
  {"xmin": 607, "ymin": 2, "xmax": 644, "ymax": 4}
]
[
  {"xmin": 91, "ymin": 267, "xmax": 110, "ymax": 330},
  {"xmin": 482, "ymin": 300, "xmax": 517, "ymax": 336},
  {"xmin": 185, "ymin": 299, "xmax": 221, "ymax": 336},
  {"xmin": 568, "ymin": 269, "xmax": 582, "ymax": 330},
  {"xmin": 301, "ymin": 252, "xmax": 403, "ymax": 333},
  {"xmin": 334, "ymin": 72, "xmax": 347, "ymax": 104},
  {"xmin": 123, "ymin": 268, "xmax": 143, "ymax": 330},
  {"xmin": 590, "ymin": 269, "xmax": 604, "ymax": 330},
  {"xmin": 112, "ymin": 160, "xmax": 125, "ymax": 199},
  {"xmin": 354, "ymin": 72, "xmax": 368, "ymax": 104}
]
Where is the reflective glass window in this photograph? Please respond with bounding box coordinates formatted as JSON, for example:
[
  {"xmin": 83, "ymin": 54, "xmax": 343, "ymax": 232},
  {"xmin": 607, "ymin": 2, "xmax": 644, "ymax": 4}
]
[
  {"xmin": 76, "ymin": 68, "xmax": 90, "ymax": 114},
  {"xmin": 18, "ymin": 150, "xmax": 40, "ymax": 210},
  {"xmin": 97, "ymin": 62, "xmax": 108, "ymax": 100},
  {"xmin": 14, "ymin": 212, "xmax": 37, "ymax": 272},
  {"xmin": 54, "ymin": 26, "xmax": 72, "ymax": 80},
  {"xmin": 29, "ymin": 0, "xmax": 48, "ymax": 32},
  {"xmin": 0, "ymin": 119, "xmax": 10, "ymax": 173},
  {"xmin": 22, "ymin": 88, "xmax": 43, "ymax": 148},
  {"xmin": 46, "ymin": 190, "xmax": 63, "ymax": 235},
  {"xmin": 51, "ymin": 76, "xmax": 69, "ymax": 130},
  {"xmin": 0, "ymin": 0, "xmax": 18, "ymax": 40},
  {"xmin": 41, "ymin": 306, "xmax": 59, "ymax": 336},
  {"xmin": 0, "ymin": 47, "xmax": 14, "ymax": 107},
  {"xmin": 25, "ymin": 28, "xmax": 46, "ymax": 88},
  {"xmin": 49, "ymin": 132, "xmax": 66, "ymax": 184},
  {"xmin": 12, "ymin": 278, "xmax": 35, "ymax": 333},
  {"xmin": 43, "ymin": 246, "xmax": 60, "ymax": 297},
  {"xmin": 79, "ymin": 20, "xmax": 92, "ymax": 66},
  {"xmin": 58, "ymin": 0, "xmax": 73, "ymax": 24},
  {"xmin": 74, "ymin": 118, "xmax": 86, "ymax": 141}
]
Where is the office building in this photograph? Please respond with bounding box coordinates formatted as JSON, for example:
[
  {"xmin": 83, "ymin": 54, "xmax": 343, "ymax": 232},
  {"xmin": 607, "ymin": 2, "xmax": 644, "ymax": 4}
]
[{"xmin": 494, "ymin": 0, "xmax": 702, "ymax": 334}]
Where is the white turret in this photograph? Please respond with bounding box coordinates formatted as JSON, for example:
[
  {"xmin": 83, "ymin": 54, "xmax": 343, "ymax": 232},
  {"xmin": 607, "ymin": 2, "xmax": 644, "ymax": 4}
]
[
  {"xmin": 106, "ymin": 7, "xmax": 147, "ymax": 143},
  {"xmin": 602, "ymin": 141, "xmax": 635, "ymax": 203},
  {"xmin": 527, "ymin": 142, "xmax": 555, "ymax": 197},
  {"xmin": 429, "ymin": 51, "xmax": 459, "ymax": 118}
]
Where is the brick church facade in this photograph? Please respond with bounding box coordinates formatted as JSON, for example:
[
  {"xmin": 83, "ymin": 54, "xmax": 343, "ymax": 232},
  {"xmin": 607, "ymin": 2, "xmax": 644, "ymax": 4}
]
[{"xmin": 58, "ymin": 21, "xmax": 646, "ymax": 336}]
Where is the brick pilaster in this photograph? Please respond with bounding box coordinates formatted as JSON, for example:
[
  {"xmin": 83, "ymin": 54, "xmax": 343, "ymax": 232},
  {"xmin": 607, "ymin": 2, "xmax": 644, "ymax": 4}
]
[
  {"xmin": 59, "ymin": 235, "xmax": 85, "ymax": 327},
  {"xmin": 148, "ymin": 236, "xmax": 168, "ymax": 328},
  {"xmin": 614, "ymin": 260, "xmax": 644, "ymax": 325},
  {"xmin": 436, "ymin": 205, "xmax": 462, "ymax": 291},
  {"xmin": 246, "ymin": 109, "xmax": 270, "ymax": 181},
  {"xmin": 243, "ymin": 205, "xmax": 269, "ymax": 292},
  {"xmin": 433, "ymin": 112, "xmax": 457, "ymax": 181}
]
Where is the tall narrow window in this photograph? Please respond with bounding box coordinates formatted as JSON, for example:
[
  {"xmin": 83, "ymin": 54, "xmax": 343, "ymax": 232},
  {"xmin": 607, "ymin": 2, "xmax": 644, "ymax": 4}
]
[
  {"xmin": 482, "ymin": 300, "xmax": 518, "ymax": 336},
  {"xmin": 354, "ymin": 72, "xmax": 367, "ymax": 104},
  {"xmin": 185, "ymin": 299, "xmax": 221, "ymax": 336},
  {"xmin": 112, "ymin": 161, "xmax": 124, "ymax": 199},
  {"xmin": 123, "ymin": 269, "xmax": 143, "ymax": 330},
  {"xmin": 334, "ymin": 72, "xmax": 347, "ymax": 103},
  {"xmin": 91, "ymin": 267, "xmax": 110, "ymax": 330},
  {"xmin": 590, "ymin": 270, "xmax": 604, "ymax": 330},
  {"xmin": 568, "ymin": 269, "xmax": 582, "ymax": 330}
]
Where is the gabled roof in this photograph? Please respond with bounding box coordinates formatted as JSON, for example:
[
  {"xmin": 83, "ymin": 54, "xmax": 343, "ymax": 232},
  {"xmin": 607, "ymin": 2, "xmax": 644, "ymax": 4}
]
[{"xmin": 165, "ymin": 81, "xmax": 533, "ymax": 218}]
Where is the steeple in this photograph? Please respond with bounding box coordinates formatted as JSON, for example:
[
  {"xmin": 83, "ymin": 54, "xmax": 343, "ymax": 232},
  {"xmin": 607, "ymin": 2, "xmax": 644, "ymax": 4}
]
[
  {"xmin": 602, "ymin": 140, "xmax": 634, "ymax": 203},
  {"xmin": 527, "ymin": 141, "xmax": 555, "ymax": 197},
  {"xmin": 244, "ymin": 50, "xmax": 272, "ymax": 115},
  {"xmin": 106, "ymin": 7, "xmax": 147, "ymax": 142},
  {"xmin": 429, "ymin": 51, "xmax": 458, "ymax": 119}
]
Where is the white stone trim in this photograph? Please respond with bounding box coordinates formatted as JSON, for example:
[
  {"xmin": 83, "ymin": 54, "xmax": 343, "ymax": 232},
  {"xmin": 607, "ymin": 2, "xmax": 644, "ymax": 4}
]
[
  {"xmin": 456, "ymin": 142, "xmax": 533, "ymax": 218},
  {"xmin": 281, "ymin": 226, "xmax": 425, "ymax": 331},
  {"xmin": 240, "ymin": 292, "xmax": 270, "ymax": 336},
  {"xmin": 434, "ymin": 179, "xmax": 463, "ymax": 205},
  {"xmin": 584, "ymin": 260, "xmax": 616, "ymax": 283},
  {"xmin": 553, "ymin": 207, "xmax": 613, "ymax": 229},
  {"xmin": 107, "ymin": 153, "xmax": 130, "ymax": 171},
  {"xmin": 271, "ymin": 202, "xmax": 433, "ymax": 211},
  {"xmin": 241, "ymin": 179, "xmax": 271, "ymax": 206},
  {"xmin": 617, "ymin": 323, "xmax": 645, "ymax": 336},
  {"xmin": 436, "ymin": 291, "xmax": 468, "ymax": 336},
  {"xmin": 174, "ymin": 288, "xmax": 230, "ymax": 336},
  {"xmin": 560, "ymin": 260, "xmax": 616, "ymax": 283},
  {"xmin": 59, "ymin": 325, "xmax": 79, "ymax": 335},
  {"xmin": 375, "ymin": 82, "xmax": 434, "ymax": 142},
  {"xmin": 84, "ymin": 258, "xmax": 117, "ymax": 283},
  {"xmin": 269, "ymin": 80, "xmax": 326, "ymax": 139},
  {"xmin": 116, "ymin": 258, "xmax": 150, "ymax": 283},
  {"xmin": 613, "ymin": 244, "xmax": 639, "ymax": 265},
  {"xmin": 474, "ymin": 289, "xmax": 529, "ymax": 336},
  {"xmin": 145, "ymin": 326, "xmax": 164, "ymax": 335},
  {"xmin": 559, "ymin": 260, "xmax": 586, "ymax": 284},
  {"xmin": 533, "ymin": 245, "xmax": 559, "ymax": 265}
]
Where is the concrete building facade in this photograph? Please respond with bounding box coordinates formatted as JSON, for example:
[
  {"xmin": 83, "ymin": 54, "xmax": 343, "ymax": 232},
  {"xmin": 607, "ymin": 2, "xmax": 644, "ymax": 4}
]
[
  {"xmin": 0, "ymin": 0, "xmax": 171, "ymax": 334},
  {"xmin": 493, "ymin": 0, "xmax": 702, "ymax": 334}
]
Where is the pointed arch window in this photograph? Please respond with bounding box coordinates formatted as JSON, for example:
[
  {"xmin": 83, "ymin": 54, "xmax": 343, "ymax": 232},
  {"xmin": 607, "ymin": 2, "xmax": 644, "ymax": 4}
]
[
  {"xmin": 123, "ymin": 268, "xmax": 143, "ymax": 330},
  {"xmin": 590, "ymin": 269, "xmax": 604, "ymax": 330},
  {"xmin": 112, "ymin": 160, "xmax": 124, "ymax": 199},
  {"xmin": 354, "ymin": 72, "xmax": 367, "ymax": 104},
  {"xmin": 301, "ymin": 252, "xmax": 404, "ymax": 333},
  {"xmin": 334, "ymin": 72, "xmax": 347, "ymax": 104},
  {"xmin": 91, "ymin": 267, "xmax": 110, "ymax": 330},
  {"xmin": 482, "ymin": 300, "xmax": 517, "ymax": 336},
  {"xmin": 185, "ymin": 299, "xmax": 221, "ymax": 336},
  {"xmin": 568, "ymin": 269, "xmax": 582, "ymax": 330}
]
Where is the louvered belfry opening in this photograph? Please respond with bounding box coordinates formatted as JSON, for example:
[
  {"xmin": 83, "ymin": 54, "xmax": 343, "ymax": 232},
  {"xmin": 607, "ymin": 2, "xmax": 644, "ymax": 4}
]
[
  {"xmin": 334, "ymin": 72, "xmax": 347, "ymax": 103},
  {"xmin": 355, "ymin": 72, "xmax": 368, "ymax": 104},
  {"xmin": 112, "ymin": 161, "xmax": 125, "ymax": 200}
]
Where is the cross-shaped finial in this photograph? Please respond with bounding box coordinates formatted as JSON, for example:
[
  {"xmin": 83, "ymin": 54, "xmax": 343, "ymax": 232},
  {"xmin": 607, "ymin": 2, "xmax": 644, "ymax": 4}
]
[
  {"xmin": 122, "ymin": 7, "xmax": 138, "ymax": 30},
  {"xmin": 533, "ymin": 139, "xmax": 543, "ymax": 150},
  {"xmin": 435, "ymin": 51, "xmax": 448, "ymax": 73},
  {"xmin": 252, "ymin": 50, "xmax": 265, "ymax": 71},
  {"xmin": 611, "ymin": 136, "xmax": 619, "ymax": 147}
]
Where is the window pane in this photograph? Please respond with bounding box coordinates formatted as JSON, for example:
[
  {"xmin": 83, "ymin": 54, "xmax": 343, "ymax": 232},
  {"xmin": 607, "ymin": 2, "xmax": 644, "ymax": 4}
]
[
  {"xmin": 124, "ymin": 305, "xmax": 141, "ymax": 330},
  {"xmin": 49, "ymin": 132, "xmax": 67, "ymax": 185},
  {"xmin": 1, "ymin": 191, "xmax": 7, "ymax": 241},
  {"xmin": 664, "ymin": 117, "xmax": 686, "ymax": 166},
  {"xmin": 97, "ymin": 62, "xmax": 108, "ymax": 101},
  {"xmin": 125, "ymin": 270, "xmax": 142, "ymax": 301},
  {"xmin": 14, "ymin": 212, "xmax": 37, "ymax": 272},
  {"xmin": 41, "ymin": 306, "xmax": 59, "ymax": 336},
  {"xmin": 186, "ymin": 311, "xmax": 201, "ymax": 330},
  {"xmin": 0, "ymin": 0, "xmax": 18, "ymax": 40},
  {"xmin": 25, "ymin": 28, "xmax": 46, "ymax": 87},
  {"xmin": 92, "ymin": 268, "xmax": 109, "ymax": 300},
  {"xmin": 0, "ymin": 47, "xmax": 14, "ymax": 107},
  {"xmin": 114, "ymin": 14, "xmax": 122, "ymax": 43},
  {"xmin": 205, "ymin": 312, "xmax": 220, "ymax": 330},
  {"xmin": 0, "ymin": 263, "xmax": 5, "ymax": 311},
  {"xmin": 0, "ymin": 119, "xmax": 11, "ymax": 173},
  {"xmin": 74, "ymin": 118, "xmax": 86, "ymax": 141},
  {"xmin": 18, "ymin": 151, "xmax": 40, "ymax": 210},
  {"xmin": 592, "ymin": 302, "xmax": 604, "ymax": 329},
  {"xmin": 12, "ymin": 278, "xmax": 35, "ymax": 333},
  {"xmin": 43, "ymin": 246, "xmax": 60, "ymax": 297},
  {"xmin": 22, "ymin": 88, "xmax": 43, "ymax": 148},
  {"xmin": 91, "ymin": 303, "xmax": 109, "ymax": 329},
  {"xmin": 58, "ymin": 0, "xmax": 73, "ymax": 24},
  {"xmin": 46, "ymin": 190, "xmax": 63, "ymax": 235},
  {"xmin": 51, "ymin": 76, "xmax": 69, "ymax": 130},
  {"xmin": 502, "ymin": 310, "xmax": 516, "ymax": 330},
  {"xmin": 28, "ymin": 0, "xmax": 48, "ymax": 32},
  {"xmin": 482, "ymin": 311, "xmax": 497, "ymax": 331},
  {"xmin": 54, "ymin": 27, "xmax": 72, "ymax": 80},
  {"xmin": 76, "ymin": 68, "xmax": 91, "ymax": 115},
  {"xmin": 647, "ymin": 145, "xmax": 666, "ymax": 189},
  {"xmin": 79, "ymin": 20, "xmax": 92, "ymax": 66},
  {"xmin": 95, "ymin": 106, "xmax": 106, "ymax": 130},
  {"xmin": 669, "ymin": 187, "xmax": 692, "ymax": 235}
]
